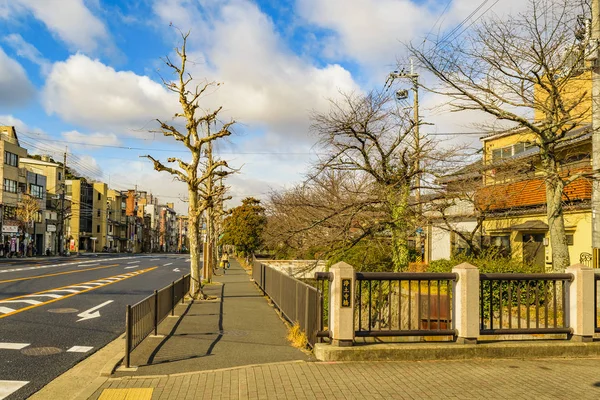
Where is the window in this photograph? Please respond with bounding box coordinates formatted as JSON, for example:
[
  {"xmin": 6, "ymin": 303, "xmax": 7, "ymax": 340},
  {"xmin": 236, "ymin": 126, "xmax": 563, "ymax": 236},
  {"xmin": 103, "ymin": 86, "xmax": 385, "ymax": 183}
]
[
  {"xmin": 490, "ymin": 142, "xmax": 532, "ymax": 163},
  {"xmin": 97, "ymin": 225, "xmax": 100, "ymax": 233},
  {"xmin": 30, "ymin": 184, "xmax": 44, "ymax": 199},
  {"xmin": 109, "ymin": 225, "xmax": 113, "ymax": 234},
  {"xmin": 3, "ymin": 206, "xmax": 15, "ymax": 220},
  {"xmin": 4, "ymin": 151, "xmax": 18, "ymax": 167},
  {"xmin": 490, "ymin": 235, "xmax": 511, "ymax": 257},
  {"xmin": 566, "ymin": 234, "xmax": 574, "ymax": 246},
  {"xmin": 58, "ymin": 172, "xmax": 62, "ymax": 181},
  {"xmin": 3, "ymin": 179, "xmax": 17, "ymax": 193},
  {"xmin": 97, "ymin": 209, "xmax": 101, "ymax": 217},
  {"xmin": 98, "ymin": 192, "xmax": 101, "ymax": 201}
]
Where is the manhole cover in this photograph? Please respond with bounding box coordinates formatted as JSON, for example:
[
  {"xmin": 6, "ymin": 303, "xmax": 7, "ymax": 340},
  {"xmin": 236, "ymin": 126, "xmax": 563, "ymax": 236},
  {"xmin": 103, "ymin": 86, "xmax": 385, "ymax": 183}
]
[
  {"xmin": 219, "ymin": 330, "xmax": 247, "ymax": 336},
  {"xmin": 21, "ymin": 347, "xmax": 63, "ymax": 356},
  {"xmin": 47, "ymin": 308, "xmax": 78, "ymax": 314}
]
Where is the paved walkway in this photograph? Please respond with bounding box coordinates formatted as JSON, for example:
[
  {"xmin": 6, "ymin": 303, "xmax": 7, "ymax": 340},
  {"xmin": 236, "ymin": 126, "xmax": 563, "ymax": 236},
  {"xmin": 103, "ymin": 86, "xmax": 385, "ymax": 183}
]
[
  {"xmin": 92, "ymin": 357, "xmax": 600, "ymax": 399},
  {"xmin": 113, "ymin": 259, "xmax": 311, "ymax": 377}
]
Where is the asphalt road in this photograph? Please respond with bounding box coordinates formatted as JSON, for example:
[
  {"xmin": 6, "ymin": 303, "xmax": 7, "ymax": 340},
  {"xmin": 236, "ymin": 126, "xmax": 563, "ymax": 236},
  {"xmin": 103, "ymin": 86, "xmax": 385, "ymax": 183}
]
[{"xmin": 0, "ymin": 253, "xmax": 194, "ymax": 400}]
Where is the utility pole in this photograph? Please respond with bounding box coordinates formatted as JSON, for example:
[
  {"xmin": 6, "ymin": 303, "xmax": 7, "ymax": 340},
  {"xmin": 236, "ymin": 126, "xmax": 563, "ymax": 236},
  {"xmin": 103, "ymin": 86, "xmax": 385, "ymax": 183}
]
[
  {"xmin": 387, "ymin": 60, "xmax": 423, "ymax": 261},
  {"xmin": 591, "ymin": 0, "xmax": 600, "ymax": 268},
  {"xmin": 58, "ymin": 149, "xmax": 67, "ymax": 256}
]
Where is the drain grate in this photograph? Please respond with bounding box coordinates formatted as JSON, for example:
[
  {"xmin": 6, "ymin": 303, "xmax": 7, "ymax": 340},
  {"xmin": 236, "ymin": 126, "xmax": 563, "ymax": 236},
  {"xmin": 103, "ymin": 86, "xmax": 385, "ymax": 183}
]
[
  {"xmin": 47, "ymin": 308, "xmax": 79, "ymax": 314},
  {"xmin": 21, "ymin": 347, "xmax": 63, "ymax": 356}
]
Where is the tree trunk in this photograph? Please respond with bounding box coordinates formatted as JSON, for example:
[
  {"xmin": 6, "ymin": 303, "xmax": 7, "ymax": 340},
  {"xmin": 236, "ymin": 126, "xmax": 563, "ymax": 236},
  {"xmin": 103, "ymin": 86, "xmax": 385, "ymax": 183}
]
[
  {"xmin": 389, "ymin": 186, "xmax": 410, "ymax": 272},
  {"xmin": 188, "ymin": 189, "xmax": 203, "ymax": 298},
  {"xmin": 542, "ymin": 153, "xmax": 570, "ymax": 271}
]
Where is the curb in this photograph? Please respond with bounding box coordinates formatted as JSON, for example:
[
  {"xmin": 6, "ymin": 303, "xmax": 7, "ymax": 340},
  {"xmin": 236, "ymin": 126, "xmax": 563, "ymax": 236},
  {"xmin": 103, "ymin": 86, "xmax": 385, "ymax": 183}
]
[{"xmin": 29, "ymin": 334, "xmax": 126, "ymax": 400}]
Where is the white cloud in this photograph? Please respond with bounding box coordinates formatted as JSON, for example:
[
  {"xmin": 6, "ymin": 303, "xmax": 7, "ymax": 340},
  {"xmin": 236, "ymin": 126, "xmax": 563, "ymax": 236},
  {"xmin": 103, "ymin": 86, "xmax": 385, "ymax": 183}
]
[
  {"xmin": 62, "ymin": 130, "xmax": 122, "ymax": 148},
  {"xmin": 3, "ymin": 33, "xmax": 51, "ymax": 74},
  {"xmin": 42, "ymin": 54, "xmax": 177, "ymax": 132},
  {"xmin": 4, "ymin": 0, "xmax": 109, "ymax": 53},
  {"xmin": 0, "ymin": 47, "xmax": 35, "ymax": 107}
]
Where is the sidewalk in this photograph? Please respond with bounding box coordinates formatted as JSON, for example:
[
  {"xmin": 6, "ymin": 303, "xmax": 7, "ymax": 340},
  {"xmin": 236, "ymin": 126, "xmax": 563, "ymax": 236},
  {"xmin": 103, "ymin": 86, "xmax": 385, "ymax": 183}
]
[{"xmin": 113, "ymin": 258, "xmax": 311, "ymax": 377}]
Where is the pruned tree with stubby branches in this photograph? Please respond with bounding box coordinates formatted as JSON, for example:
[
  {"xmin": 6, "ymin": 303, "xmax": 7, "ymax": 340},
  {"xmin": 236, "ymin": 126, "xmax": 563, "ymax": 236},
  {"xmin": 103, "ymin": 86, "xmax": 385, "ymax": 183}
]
[
  {"xmin": 409, "ymin": 0, "xmax": 591, "ymax": 270},
  {"xmin": 144, "ymin": 32, "xmax": 235, "ymax": 298}
]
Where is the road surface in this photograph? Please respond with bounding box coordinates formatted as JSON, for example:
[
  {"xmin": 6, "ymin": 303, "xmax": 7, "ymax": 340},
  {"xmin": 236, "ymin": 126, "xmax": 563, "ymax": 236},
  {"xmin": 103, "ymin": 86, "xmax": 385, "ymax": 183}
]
[{"xmin": 0, "ymin": 253, "xmax": 193, "ymax": 400}]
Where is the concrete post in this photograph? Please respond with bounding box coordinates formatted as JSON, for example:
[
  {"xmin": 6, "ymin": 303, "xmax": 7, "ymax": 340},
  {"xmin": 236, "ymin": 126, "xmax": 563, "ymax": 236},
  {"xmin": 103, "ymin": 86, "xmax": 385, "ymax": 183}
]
[
  {"xmin": 452, "ymin": 262, "xmax": 479, "ymax": 344},
  {"xmin": 566, "ymin": 263, "xmax": 595, "ymax": 342},
  {"xmin": 329, "ymin": 261, "xmax": 355, "ymax": 347}
]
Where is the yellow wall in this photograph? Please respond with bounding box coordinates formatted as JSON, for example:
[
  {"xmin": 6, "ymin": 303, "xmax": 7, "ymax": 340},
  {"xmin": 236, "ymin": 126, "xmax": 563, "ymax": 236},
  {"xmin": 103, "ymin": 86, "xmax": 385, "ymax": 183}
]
[
  {"xmin": 533, "ymin": 70, "xmax": 592, "ymax": 124},
  {"xmin": 483, "ymin": 209, "xmax": 591, "ymax": 269},
  {"xmin": 67, "ymin": 180, "xmax": 81, "ymax": 252},
  {"xmin": 92, "ymin": 182, "xmax": 108, "ymax": 250}
]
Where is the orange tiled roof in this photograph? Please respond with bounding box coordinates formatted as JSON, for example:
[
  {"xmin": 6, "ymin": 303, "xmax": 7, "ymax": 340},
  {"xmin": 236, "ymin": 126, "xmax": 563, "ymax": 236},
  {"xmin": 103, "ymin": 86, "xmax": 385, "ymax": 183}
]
[{"xmin": 476, "ymin": 167, "xmax": 591, "ymax": 210}]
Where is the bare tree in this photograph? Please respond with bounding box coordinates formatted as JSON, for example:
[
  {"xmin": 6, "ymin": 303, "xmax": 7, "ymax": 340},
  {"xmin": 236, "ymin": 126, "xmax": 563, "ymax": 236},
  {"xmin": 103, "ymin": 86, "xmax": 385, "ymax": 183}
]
[
  {"xmin": 310, "ymin": 90, "xmax": 430, "ymax": 271},
  {"xmin": 144, "ymin": 32, "xmax": 235, "ymax": 298},
  {"xmin": 409, "ymin": 0, "xmax": 591, "ymax": 270}
]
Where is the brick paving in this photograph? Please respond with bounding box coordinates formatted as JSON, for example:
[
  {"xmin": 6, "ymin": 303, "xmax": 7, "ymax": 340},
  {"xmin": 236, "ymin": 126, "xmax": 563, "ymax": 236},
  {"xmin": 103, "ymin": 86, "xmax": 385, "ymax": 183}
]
[{"xmin": 91, "ymin": 357, "xmax": 600, "ymax": 399}]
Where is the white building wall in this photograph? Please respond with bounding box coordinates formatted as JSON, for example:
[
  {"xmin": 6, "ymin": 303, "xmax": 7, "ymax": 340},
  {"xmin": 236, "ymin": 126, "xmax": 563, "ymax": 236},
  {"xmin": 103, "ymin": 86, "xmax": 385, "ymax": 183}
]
[{"xmin": 430, "ymin": 221, "xmax": 480, "ymax": 262}]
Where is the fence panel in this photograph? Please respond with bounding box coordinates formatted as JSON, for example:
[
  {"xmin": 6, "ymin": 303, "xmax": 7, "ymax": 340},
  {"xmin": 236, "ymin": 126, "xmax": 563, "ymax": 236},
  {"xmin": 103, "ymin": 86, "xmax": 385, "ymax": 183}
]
[
  {"xmin": 479, "ymin": 273, "xmax": 572, "ymax": 335},
  {"xmin": 129, "ymin": 295, "xmax": 155, "ymax": 352},
  {"xmin": 315, "ymin": 272, "xmax": 331, "ymax": 341},
  {"xmin": 354, "ymin": 272, "xmax": 457, "ymax": 338},
  {"xmin": 252, "ymin": 262, "xmax": 321, "ymax": 347}
]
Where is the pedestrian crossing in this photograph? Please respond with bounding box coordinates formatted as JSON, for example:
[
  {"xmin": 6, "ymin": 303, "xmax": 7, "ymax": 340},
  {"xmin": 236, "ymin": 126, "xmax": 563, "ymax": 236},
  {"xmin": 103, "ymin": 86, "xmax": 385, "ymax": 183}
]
[
  {"xmin": 0, "ymin": 267, "xmax": 156, "ymax": 318},
  {"xmin": 0, "ymin": 256, "xmax": 139, "ymax": 274}
]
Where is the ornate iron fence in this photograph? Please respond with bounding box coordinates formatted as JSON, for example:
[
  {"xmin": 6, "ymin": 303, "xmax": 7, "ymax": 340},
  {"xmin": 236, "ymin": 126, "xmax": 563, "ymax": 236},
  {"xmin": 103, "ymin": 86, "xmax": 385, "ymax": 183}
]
[{"xmin": 479, "ymin": 273, "xmax": 572, "ymax": 336}]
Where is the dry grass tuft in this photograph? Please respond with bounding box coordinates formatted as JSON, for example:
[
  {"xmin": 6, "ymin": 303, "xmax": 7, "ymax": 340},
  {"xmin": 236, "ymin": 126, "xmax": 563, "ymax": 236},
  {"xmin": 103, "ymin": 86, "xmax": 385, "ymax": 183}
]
[{"xmin": 287, "ymin": 322, "xmax": 308, "ymax": 349}]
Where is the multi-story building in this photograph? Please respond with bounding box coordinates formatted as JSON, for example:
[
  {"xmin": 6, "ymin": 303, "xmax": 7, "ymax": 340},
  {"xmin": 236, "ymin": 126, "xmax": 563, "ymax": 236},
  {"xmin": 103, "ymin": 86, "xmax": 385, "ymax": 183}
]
[
  {"xmin": 107, "ymin": 189, "xmax": 127, "ymax": 252},
  {"xmin": 20, "ymin": 156, "xmax": 64, "ymax": 255},
  {"xmin": 159, "ymin": 203, "xmax": 177, "ymax": 252},
  {"xmin": 1, "ymin": 126, "xmax": 28, "ymax": 254},
  {"xmin": 177, "ymin": 215, "xmax": 189, "ymax": 252}
]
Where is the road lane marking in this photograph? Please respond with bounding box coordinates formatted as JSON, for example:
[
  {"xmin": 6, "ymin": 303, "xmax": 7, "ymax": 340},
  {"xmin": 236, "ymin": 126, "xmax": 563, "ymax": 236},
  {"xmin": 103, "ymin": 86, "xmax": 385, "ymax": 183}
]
[
  {"xmin": 0, "ymin": 380, "xmax": 28, "ymax": 399},
  {"xmin": 0, "ymin": 267, "xmax": 157, "ymax": 319},
  {"xmin": 0, "ymin": 264, "xmax": 119, "ymax": 285},
  {"xmin": 0, "ymin": 343, "xmax": 29, "ymax": 350},
  {"xmin": 77, "ymin": 300, "xmax": 114, "ymax": 322},
  {"xmin": 163, "ymin": 263, "xmax": 173, "ymax": 266},
  {"xmin": 67, "ymin": 346, "xmax": 93, "ymax": 352},
  {"xmin": 127, "ymin": 261, "xmax": 140, "ymax": 264},
  {"xmin": 150, "ymin": 258, "xmax": 159, "ymax": 261},
  {"xmin": 0, "ymin": 307, "xmax": 15, "ymax": 313},
  {"xmin": 124, "ymin": 265, "xmax": 140, "ymax": 269},
  {"xmin": 0, "ymin": 256, "xmax": 143, "ymax": 275},
  {"xmin": 24, "ymin": 294, "xmax": 62, "ymax": 299}
]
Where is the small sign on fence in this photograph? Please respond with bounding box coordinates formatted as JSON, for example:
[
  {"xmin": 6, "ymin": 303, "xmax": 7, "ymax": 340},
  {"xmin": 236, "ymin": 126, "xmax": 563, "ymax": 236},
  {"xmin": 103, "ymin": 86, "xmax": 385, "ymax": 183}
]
[{"xmin": 341, "ymin": 278, "xmax": 351, "ymax": 308}]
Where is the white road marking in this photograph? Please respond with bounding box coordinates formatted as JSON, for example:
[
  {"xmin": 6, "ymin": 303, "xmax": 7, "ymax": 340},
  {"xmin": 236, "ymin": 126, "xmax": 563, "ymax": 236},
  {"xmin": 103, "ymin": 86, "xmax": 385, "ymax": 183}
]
[
  {"xmin": 0, "ymin": 256, "xmax": 141, "ymax": 275},
  {"xmin": 0, "ymin": 343, "xmax": 29, "ymax": 350},
  {"xmin": 124, "ymin": 266, "xmax": 140, "ymax": 269},
  {"xmin": 185, "ymin": 259, "xmax": 190, "ymax": 262},
  {"xmin": 24, "ymin": 294, "xmax": 62, "ymax": 299},
  {"xmin": 163, "ymin": 263, "xmax": 173, "ymax": 266},
  {"xmin": 173, "ymin": 268, "xmax": 181, "ymax": 272},
  {"xmin": 0, "ymin": 307, "xmax": 15, "ymax": 314},
  {"xmin": 150, "ymin": 258, "xmax": 159, "ymax": 261},
  {"xmin": 67, "ymin": 346, "xmax": 94, "ymax": 353},
  {"xmin": 0, "ymin": 300, "xmax": 42, "ymax": 305},
  {"xmin": 127, "ymin": 261, "xmax": 140, "ymax": 264},
  {"xmin": 51, "ymin": 289, "xmax": 80, "ymax": 294},
  {"xmin": 0, "ymin": 380, "xmax": 28, "ymax": 399},
  {"xmin": 77, "ymin": 300, "xmax": 114, "ymax": 322},
  {"xmin": 67, "ymin": 286, "xmax": 94, "ymax": 290}
]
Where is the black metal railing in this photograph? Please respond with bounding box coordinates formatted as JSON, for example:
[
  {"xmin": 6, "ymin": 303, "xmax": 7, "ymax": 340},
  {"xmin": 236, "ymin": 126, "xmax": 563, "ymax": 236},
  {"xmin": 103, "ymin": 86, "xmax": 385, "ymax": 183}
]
[
  {"xmin": 125, "ymin": 274, "xmax": 191, "ymax": 368},
  {"xmin": 355, "ymin": 272, "xmax": 457, "ymax": 338},
  {"xmin": 595, "ymin": 273, "xmax": 600, "ymax": 334},
  {"xmin": 580, "ymin": 252, "xmax": 593, "ymax": 268},
  {"xmin": 479, "ymin": 273, "xmax": 572, "ymax": 336},
  {"xmin": 253, "ymin": 262, "xmax": 322, "ymax": 346},
  {"xmin": 315, "ymin": 272, "xmax": 332, "ymax": 341}
]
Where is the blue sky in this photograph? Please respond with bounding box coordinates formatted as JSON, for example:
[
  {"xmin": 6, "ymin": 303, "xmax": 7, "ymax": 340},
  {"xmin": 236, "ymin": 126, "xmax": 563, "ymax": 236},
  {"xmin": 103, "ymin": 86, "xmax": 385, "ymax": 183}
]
[{"xmin": 0, "ymin": 0, "xmax": 524, "ymax": 213}]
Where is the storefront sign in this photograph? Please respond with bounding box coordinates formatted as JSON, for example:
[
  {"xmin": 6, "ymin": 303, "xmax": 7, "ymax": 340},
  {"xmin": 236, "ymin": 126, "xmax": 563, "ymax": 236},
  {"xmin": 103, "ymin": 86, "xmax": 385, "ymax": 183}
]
[
  {"xmin": 46, "ymin": 224, "xmax": 56, "ymax": 232},
  {"xmin": 2, "ymin": 226, "xmax": 18, "ymax": 233}
]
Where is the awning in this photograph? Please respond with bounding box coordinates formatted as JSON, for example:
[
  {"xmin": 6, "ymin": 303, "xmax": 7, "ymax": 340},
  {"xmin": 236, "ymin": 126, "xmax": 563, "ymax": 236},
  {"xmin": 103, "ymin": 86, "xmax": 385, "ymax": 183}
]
[{"xmin": 510, "ymin": 220, "xmax": 548, "ymax": 231}]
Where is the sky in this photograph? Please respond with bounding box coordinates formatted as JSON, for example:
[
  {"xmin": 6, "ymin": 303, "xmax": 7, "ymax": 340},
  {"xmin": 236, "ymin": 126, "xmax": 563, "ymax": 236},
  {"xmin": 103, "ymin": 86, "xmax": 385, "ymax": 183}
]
[{"xmin": 0, "ymin": 0, "xmax": 529, "ymax": 214}]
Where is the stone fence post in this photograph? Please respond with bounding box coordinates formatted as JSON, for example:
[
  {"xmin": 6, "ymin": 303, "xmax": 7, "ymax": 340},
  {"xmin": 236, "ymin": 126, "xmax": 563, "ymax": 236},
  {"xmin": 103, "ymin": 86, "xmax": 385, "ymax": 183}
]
[
  {"xmin": 566, "ymin": 263, "xmax": 595, "ymax": 342},
  {"xmin": 329, "ymin": 261, "xmax": 355, "ymax": 346},
  {"xmin": 452, "ymin": 262, "xmax": 479, "ymax": 344}
]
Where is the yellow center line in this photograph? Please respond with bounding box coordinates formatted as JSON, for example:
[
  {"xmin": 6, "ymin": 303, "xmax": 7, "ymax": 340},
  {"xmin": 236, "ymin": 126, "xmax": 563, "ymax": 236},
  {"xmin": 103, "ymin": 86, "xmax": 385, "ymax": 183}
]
[
  {"xmin": 0, "ymin": 264, "xmax": 120, "ymax": 284},
  {"xmin": 0, "ymin": 266, "xmax": 157, "ymax": 319}
]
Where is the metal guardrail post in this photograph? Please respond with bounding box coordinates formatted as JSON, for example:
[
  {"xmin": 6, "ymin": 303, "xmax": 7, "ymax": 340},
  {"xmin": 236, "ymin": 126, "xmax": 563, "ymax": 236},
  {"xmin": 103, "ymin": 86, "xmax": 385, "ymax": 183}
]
[
  {"xmin": 182, "ymin": 274, "xmax": 185, "ymax": 303},
  {"xmin": 125, "ymin": 304, "xmax": 132, "ymax": 368},
  {"xmin": 171, "ymin": 281, "xmax": 175, "ymax": 316},
  {"xmin": 153, "ymin": 290, "xmax": 158, "ymax": 336}
]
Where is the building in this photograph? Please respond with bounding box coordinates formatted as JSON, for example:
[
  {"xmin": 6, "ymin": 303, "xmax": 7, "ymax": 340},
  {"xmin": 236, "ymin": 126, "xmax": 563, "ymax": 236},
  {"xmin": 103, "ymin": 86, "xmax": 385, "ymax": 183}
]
[
  {"xmin": 20, "ymin": 156, "xmax": 65, "ymax": 255},
  {"xmin": 159, "ymin": 203, "xmax": 177, "ymax": 252},
  {"xmin": 107, "ymin": 189, "xmax": 127, "ymax": 252},
  {"xmin": 177, "ymin": 215, "xmax": 189, "ymax": 252},
  {"xmin": 0, "ymin": 126, "xmax": 29, "ymax": 254}
]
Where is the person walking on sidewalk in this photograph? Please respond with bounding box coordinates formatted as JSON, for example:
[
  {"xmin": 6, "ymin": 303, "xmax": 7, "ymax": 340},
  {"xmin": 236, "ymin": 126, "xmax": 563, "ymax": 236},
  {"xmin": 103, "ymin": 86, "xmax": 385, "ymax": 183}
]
[{"xmin": 220, "ymin": 251, "xmax": 230, "ymax": 272}]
